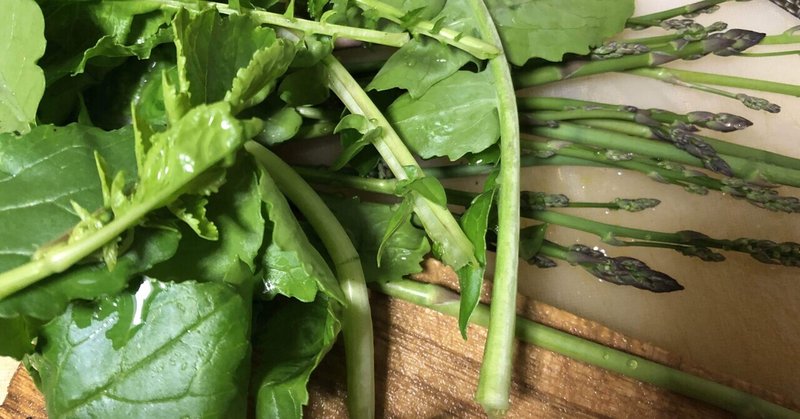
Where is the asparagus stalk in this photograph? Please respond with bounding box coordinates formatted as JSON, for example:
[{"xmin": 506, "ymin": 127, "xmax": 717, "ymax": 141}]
[
  {"xmin": 245, "ymin": 142, "xmax": 376, "ymax": 419},
  {"xmin": 515, "ymin": 29, "xmax": 764, "ymax": 88},
  {"xmin": 374, "ymin": 279, "xmax": 800, "ymax": 418},
  {"xmin": 626, "ymin": 0, "xmax": 732, "ymax": 28}
]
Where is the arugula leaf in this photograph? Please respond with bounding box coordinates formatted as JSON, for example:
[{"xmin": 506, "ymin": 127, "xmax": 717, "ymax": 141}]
[
  {"xmin": 278, "ymin": 65, "xmax": 330, "ymax": 106},
  {"xmin": 28, "ymin": 279, "xmax": 251, "ymax": 418},
  {"xmin": 485, "ymin": 0, "xmax": 635, "ymax": 65},
  {"xmin": 0, "ymin": 0, "xmax": 46, "ymax": 134},
  {"xmin": 367, "ymin": 36, "xmax": 472, "ymax": 99},
  {"xmin": 332, "ymin": 114, "xmax": 383, "ymax": 171},
  {"xmin": 251, "ymin": 296, "xmax": 339, "ymax": 418},
  {"xmin": 37, "ymin": 0, "xmax": 173, "ymax": 79},
  {"xmin": 455, "ymin": 188, "xmax": 495, "ymax": 337},
  {"xmin": 325, "ymin": 196, "xmax": 430, "ymax": 283},
  {"xmin": 146, "ymin": 156, "xmax": 265, "ymax": 286},
  {"xmin": 259, "ymin": 169, "xmax": 345, "ymax": 303},
  {"xmin": 173, "ymin": 9, "xmax": 296, "ymax": 112},
  {"xmin": 0, "ymin": 125, "xmax": 136, "ymax": 272},
  {"xmin": 387, "ymin": 70, "xmax": 499, "ymax": 160}
]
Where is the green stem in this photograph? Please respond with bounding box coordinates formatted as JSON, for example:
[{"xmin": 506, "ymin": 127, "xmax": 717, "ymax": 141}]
[
  {"xmin": 466, "ymin": 0, "xmax": 521, "ymax": 415},
  {"xmin": 245, "ymin": 142, "xmax": 375, "ymax": 419},
  {"xmin": 626, "ymin": 0, "xmax": 731, "ymax": 27},
  {"xmin": 353, "ymin": 0, "xmax": 500, "ymax": 59},
  {"xmin": 626, "ymin": 67, "xmax": 800, "ymax": 97},
  {"xmin": 515, "ymin": 29, "xmax": 760, "ymax": 87},
  {"xmin": 322, "ymin": 54, "xmax": 478, "ymax": 272},
  {"xmin": 158, "ymin": 0, "xmax": 410, "ymax": 47},
  {"xmin": 375, "ymin": 279, "xmax": 800, "ymax": 418},
  {"xmin": 759, "ymin": 27, "xmax": 800, "ymax": 45}
]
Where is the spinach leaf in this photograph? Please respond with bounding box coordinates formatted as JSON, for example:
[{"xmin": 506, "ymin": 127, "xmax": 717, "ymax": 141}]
[
  {"xmin": 485, "ymin": 0, "xmax": 635, "ymax": 65},
  {"xmin": 387, "ymin": 70, "xmax": 499, "ymax": 160},
  {"xmin": 251, "ymin": 296, "xmax": 339, "ymax": 418},
  {"xmin": 278, "ymin": 65, "xmax": 330, "ymax": 106},
  {"xmin": 456, "ymin": 188, "xmax": 495, "ymax": 337},
  {"xmin": 28, "ymin": 279, "xmax": 251, "ymax": 418},
  {"xmin": 0, "ymin": 0, "xmax": 46, "ymax": 134},
  {"xmin": 0, "ymin": 315, "xmax": 40, "ymax": 359}
]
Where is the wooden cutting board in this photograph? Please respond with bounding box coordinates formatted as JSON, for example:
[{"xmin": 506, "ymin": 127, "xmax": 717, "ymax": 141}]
[{"xmin": 2, "ymin": 265, "xmax": 797, "ymax": 418}]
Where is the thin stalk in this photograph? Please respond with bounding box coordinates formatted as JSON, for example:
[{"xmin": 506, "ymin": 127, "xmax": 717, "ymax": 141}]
[
  {"xmin": 626, "ymin": 67, "xmax": 800, "ymax": 97},
  {"xmin": 466, "ymin": 0, "xmax": 521, "ymax": 415},
  {"xmin": 353, "ymin": 0, "xmax": 500, "ymax": 59},
  {"xmin": 527, "ymin": 122, "xmax": 800, "ymax": 187},
  {"xmin": 759, "ymin": 27, "xmax": 800, "ymax": 45},
  {"xmin": 321, "ymin": 54, "xmax": 479, "ymax": 273},
  {"xmin": 515, "ymin": 29, "xmax": 763, "ymax": 87},
  {"xmin": 626, "ymin": 0, "xmax": 731, "ymax": 27},
  {"xmin": 156, "ymin": 0, "xmax": 410, "ymax": 47},
  {"xmin": 245, "ymin": 142, "xmax": 375, "ymax": 419},
  {"xmin": 376, "ymin": 279, "xmax": 800, "ymax": 419}
]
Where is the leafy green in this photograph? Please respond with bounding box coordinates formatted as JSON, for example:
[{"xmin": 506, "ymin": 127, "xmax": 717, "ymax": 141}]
[
  {"xmin": 332, "ymin": 114, "xmax": 383, "ymax": 170},
  {"xmin": 28, "ymin": 279, "xmax": 251, "ymax": 418},
  {"xmin": 367, "ymin": 36, "xmax": 472, "ymax": 98},
  {"xmin": 0, "ymin": 227, "xmax": 179, "ymax": 321},
  {"xmin": 36, "ymin": 0, "xmax": 173, "ymax": 79},
  {"xmin": 251, "ymin": 296, "xmax": 339, "ymax": 418},
  {"xmin": 456, "ymin": 188, "xmax": 495, "ymax": 337},
  {"xmin": 387, "ymin": 70, "xmax": 499, "ymax": 160},
  {"xmin": 147, "ymin": 157, "xmax": 265, "ymax": 286},
  {"xmin": 325, "ymin": 196, "xmax": 430, "ymax": 283},
  {"xmin": 259, "ymin": 106, "xmax": 304, "ymax": 145},
  {"xmin": 485, "ymin": 0, "xmax": 635, "ymax": 64},
  {"xmin": 0, "ymin": 125, "xmax": 136, "ymax": 272},
  {"xmin": 259, "ymin": 169, "xmax": 345, "ymax": 303},
  {"xmin": 0, "ymin": 315, "xmax": 39, "ymax": 359},
  {"xmin": 173, "ymin": 9, "xmax": 295, "ymax": 112},
  {"xmin": 0, "ymin": 0, "xmax": 46, "ymax": 134},
  {"xmin": 278, "ymin": 65, "xmax": 330, "ymax": 106}
]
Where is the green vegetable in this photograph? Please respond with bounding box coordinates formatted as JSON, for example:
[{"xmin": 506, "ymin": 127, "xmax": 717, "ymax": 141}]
[{"xmin": 1, "ymin": 1, "xmax": 800, "ymax": 418}]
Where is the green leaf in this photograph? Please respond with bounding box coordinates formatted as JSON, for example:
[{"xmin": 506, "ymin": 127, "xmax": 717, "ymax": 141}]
[
  {"xmin": 367, "ymin": 36, "xmax": 471, "ymax": 98},
  {"xmin": 376, "ymin": 197, "xmax": 414, "ymax": 266},
  {"xmin": 0, "ymin": 0, "xmax": 46, "ymax": 134},
  {"xmin": 259, "ymin": 106, "xmax": 303, "ymax": 146},
  {"xmin": 174, "ymin": 9, "xmax": 295, "ymax": 112},
  {"xmin": 332, "ymin": 114, "xmax": 383, "ymax": 171},
  {"xmin": 456, "ymin": 188, "xmax": 495, "ymax": 337},
  {"xmin": 325, "ymin": 196, "xmax": 430, "ymax": 283},
  {"xmin": 147, "ymin": 157, "xmax": 265, "ymax": 286},
  {"xmin": 485, "ymin": 0, "xmax": 635, "ymax": 65},
  {"xmin": 259, "ymin": 169, "xmax": 345, "ymax": 304},
  {"xmin": 0, "ymin": 227, "xmax": 180, "ymax": 321},
  {"xmin": 520, "ymin": 224, "xmax": 548, "ymax": 261},
  {"xmin": 278, "ymin": 65, "xmax": 329, "ymax": 106},
  {"xmin": 0, "ymin": 125, "xmax": 136, "ymax": 273},
  {"xmin": 397, "ymin": 172, "xmax": 448, "ymax": 207},
  {"xmin": 37, "ymin": 0, "xmax": 174, "ymax": 79},
  {"xmin": 252, "ymin": 296, "xmax": 339, "ymax": 419},
  {"xmin": 0, "ymin": 315, "xmax": 40, "ymax": 359},
  {"xmin": 28, "ymin": 279, "xmax": 251, "ymax": 418},
  {"xmin": 387, "ymin": 70, "xmax": 499, "ymax": 160}
]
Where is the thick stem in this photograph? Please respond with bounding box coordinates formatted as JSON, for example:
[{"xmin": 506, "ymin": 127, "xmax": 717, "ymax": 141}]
[
  {"xmin": 375, "ymin": 279, "xmax": 800, "ymax": 419},
  {"xmin": 245, "ymin": 142, "xmax": 375, "ymax": 419},
  {"xmin": 626, "ymin": 67, "xmax": 800, "ymax": 97},
  {"xmin": 322, "ymin": 54, "xmax": 478, "ymax": 273},
  {"xmin": 466, "ymin": 0, "xmax": 521, "ymax": 415}
]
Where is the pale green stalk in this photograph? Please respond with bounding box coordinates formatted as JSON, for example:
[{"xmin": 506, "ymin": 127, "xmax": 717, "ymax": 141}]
[
  {"xmin": 465, "ymin": 0, "xmax": 521, "ymax": 415},
  {"xmin": 245, "ymin": 142, "xmax": 375, "ymax": 419},
  {"xmin": 375, "ymin": 279, "xmax": 800, "ymax": 419},
  {"xmin": 321, "ymin": 54, "xmax": 478, "ymax": 272}
]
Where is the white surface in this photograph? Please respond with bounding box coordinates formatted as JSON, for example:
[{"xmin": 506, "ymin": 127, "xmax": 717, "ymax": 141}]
[
  {"xmin": 517, "ymin": 0, "xmax": 800, "ymax": 402},
  {"xmin": 1, "ymin": 356, "xmax": 17, "ymax": 403}
]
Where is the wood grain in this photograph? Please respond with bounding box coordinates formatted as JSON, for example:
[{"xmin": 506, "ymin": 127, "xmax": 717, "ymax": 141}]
[{"xmin": 2, "ymin": 267, "xmax": 796, "ymax": 417}]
